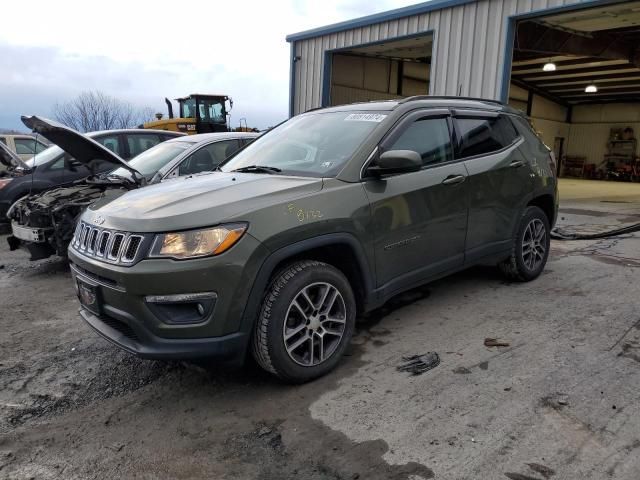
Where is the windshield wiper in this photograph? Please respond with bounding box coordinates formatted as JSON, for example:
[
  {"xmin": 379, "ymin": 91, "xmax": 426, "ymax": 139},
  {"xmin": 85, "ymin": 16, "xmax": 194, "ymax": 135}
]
[{"xmin": 231, "ymin": 165, "xmax": 281, "ymax": 174}]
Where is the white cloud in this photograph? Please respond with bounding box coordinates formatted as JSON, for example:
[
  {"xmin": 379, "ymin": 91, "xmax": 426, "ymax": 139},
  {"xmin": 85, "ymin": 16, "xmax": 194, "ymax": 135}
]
[{"xmin": 0, "ymin": 0, "xmax": 418, "ymax": 130}]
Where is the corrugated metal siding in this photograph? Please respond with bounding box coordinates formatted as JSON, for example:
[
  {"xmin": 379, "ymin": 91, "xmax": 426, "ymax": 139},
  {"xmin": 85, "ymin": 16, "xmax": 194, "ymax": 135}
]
[{"xmin": 291, "ymin": 0, "xmax": 593, "ymax": 114}]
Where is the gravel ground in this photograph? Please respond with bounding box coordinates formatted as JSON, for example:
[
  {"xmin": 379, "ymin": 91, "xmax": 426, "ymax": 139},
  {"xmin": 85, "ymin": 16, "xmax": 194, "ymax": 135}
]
[{"xmin": 1, "ymin": 179, "xmax": 639, "ymax": 480}]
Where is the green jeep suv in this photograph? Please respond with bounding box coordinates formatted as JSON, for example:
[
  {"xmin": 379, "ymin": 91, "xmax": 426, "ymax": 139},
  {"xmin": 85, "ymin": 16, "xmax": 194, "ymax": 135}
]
[{"xmin": 69, "ymin": 97, "xmax": 558, "ymax": 383}]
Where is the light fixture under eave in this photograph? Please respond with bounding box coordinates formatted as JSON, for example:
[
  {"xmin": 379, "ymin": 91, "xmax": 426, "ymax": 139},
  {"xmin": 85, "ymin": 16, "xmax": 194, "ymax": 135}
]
[
  {"xmin": 585, "ymin": 84, "xmax": 598, "ymax": 93},
  {"xmin": 543, "ymin": 62, "xmax": 556, "ymax": 72}
]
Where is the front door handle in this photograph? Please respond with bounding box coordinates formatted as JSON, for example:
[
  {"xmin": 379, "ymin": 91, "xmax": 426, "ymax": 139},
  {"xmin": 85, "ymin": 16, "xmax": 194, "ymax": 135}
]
[
  {"xmin": 510, "ymin": 160, "xmax": 524, "ymax": 168},
  {"xmin": 442, "ymin": 174, "xmax": 466, "ymax": 185}
]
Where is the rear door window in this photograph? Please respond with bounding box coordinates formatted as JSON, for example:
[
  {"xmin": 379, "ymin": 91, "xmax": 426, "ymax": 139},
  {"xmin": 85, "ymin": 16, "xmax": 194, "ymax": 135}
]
[
  {"xmin": 15, "ymin": 138, "xmax": 46, "ymax": 155},
  {"xmin": 0, "ymin": 137, "xmax": 6, "ymax": 145},
  {"xmin": 95, "ymin": 135, "xmax": 123, "ymax": 157},
  {"xmin": 387, "ymin": 117, "xmax": 453, "ymax": 167},
  {"xmin": 127, "ymin": 133, "xmax": 162, "ymax": 158},
  {"xmin": 455, "ymin": 115, "xmax": 519, "ymax": 159}
]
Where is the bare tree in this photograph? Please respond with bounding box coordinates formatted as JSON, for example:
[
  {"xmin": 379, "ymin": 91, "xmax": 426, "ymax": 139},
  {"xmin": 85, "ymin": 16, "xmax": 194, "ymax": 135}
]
[{"xmin": 53, "ymin": 91, "xmax": 154, "ymax": 132}]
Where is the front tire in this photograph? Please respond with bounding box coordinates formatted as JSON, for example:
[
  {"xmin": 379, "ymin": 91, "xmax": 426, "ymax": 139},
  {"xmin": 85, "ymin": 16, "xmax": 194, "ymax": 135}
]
[
  {"xmin": 499, "ymin": 206, "xmax": 550, "ymax": 282},
  {"xmin": 251, "ymin": 260, "xmax": 356, "ymax": 383}
]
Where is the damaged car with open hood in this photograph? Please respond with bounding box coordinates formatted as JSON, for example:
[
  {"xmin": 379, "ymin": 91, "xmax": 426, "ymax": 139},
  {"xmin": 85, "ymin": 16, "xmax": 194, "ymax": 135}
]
[
  {"xmin": 7, "ymin": 117, "xmax": 259, "ymax": 260},
  {"xmin": 0, "ymin": 117, "xmax": 184, "ymax": 226}
]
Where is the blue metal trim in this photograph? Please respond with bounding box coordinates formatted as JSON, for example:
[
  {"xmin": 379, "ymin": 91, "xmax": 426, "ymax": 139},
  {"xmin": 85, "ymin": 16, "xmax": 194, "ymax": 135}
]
[
  {"xmin": 286, "ymin": 0, "xmax": 474, "ymax": 42},
  {"xmin": 320, "ymin": 30, "xmax": 435, "ymax": 110},
  {"xmin": 499, "ymin": 0, "xmax": 629, "ymax": 103},
  {"xmin": 289, "ymin": 42, "xmax": 296, "ymax": 117}
]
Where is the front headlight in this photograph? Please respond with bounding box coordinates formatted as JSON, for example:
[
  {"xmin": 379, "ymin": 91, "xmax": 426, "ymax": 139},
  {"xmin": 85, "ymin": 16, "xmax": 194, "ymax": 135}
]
[
  {"xmin": 150, "ymin": 224, "xmax": 247, "ymax": 259},
  {"xmin": 0, "ymin": 178, "xmax": 13, "ymax": 190}
]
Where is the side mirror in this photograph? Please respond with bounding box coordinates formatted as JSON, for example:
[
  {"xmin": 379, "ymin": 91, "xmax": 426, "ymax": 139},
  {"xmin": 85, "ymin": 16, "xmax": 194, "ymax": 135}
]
[{"xmin": 367, "ymin": 150, "xmax": 422, "ymax": 177}]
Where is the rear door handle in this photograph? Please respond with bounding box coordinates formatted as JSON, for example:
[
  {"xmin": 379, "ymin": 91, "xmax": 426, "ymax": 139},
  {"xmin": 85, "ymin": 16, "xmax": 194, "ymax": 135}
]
[
  {"xmin": 442, "ymin": 174, "xmax": 466, "ymax": 185},
  {"xmin": 510, "ymin": 160, "xmax": 524, "ymax": 168}
]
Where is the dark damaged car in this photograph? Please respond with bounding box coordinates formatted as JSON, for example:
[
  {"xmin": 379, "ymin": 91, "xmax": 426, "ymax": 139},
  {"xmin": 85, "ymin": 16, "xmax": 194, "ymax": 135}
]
[
  {"xmin": 8, "ymin": 118, "xmax": 259, "ymax": 260},
  {"xmin": 0, "ymin": 117, "xmax": 183, "ymax": 225}
]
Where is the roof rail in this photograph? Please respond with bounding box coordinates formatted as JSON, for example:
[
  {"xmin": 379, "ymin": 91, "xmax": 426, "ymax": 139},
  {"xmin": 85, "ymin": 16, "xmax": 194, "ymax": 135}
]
[{"xmin": 398, "ymin": 95, "xmax": 506, "ymax": 106}]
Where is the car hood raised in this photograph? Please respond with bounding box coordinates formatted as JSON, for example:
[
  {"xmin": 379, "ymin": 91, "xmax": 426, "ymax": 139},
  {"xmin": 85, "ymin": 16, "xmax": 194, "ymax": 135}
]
[
  {"xmin": 86, "ymin": 172, "xmax": 323, "ymax": 232},
  {"xmin": 21, "ymin": 115, "xmax": 140, "ymax": 177},
  {"xmin": 0, "ymin": 140, "xmax": 29, "ymax": 170}
]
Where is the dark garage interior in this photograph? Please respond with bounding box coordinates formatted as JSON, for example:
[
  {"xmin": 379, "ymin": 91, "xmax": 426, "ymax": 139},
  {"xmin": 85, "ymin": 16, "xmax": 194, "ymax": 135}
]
[{"xmin": 508, "ymin": 1, "xmax": 640, "ymax": 182}]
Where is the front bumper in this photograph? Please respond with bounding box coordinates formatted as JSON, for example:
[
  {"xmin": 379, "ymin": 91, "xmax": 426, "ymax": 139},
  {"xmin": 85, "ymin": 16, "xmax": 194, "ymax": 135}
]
[
  {"xmin": 68, "ymin": 233, "xmax": 269, "ymax": 361},
  {"xmin": 7, "ymin": 221, "xmax": 57, "ymax": 260},
  {"xmin": 80, "ymin": 308, "xmax": 248, "ymax": 361}
]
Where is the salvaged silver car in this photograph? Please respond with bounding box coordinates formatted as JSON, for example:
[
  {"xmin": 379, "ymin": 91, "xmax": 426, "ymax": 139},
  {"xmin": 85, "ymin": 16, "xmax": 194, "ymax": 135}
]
[{"xmin": 8, "ymin": 117, "xmax": 259, "ymax": 260}]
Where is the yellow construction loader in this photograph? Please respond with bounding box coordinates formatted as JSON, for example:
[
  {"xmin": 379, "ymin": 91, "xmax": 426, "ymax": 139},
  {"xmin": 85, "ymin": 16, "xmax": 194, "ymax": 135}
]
[{"xmin": 143, "ymin": 94, "xmax": 233, "ymax": 134}]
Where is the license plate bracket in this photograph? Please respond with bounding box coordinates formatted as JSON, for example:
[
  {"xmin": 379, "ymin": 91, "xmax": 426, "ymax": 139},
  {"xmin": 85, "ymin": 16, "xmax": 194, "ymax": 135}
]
[{"xmin": 77, "ymin": 279, "xmax": 101, "ymax": 315}]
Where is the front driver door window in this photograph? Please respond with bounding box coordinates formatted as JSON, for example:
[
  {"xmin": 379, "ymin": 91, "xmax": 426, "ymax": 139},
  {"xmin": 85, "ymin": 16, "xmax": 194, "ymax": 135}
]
[{"xmin": 363, "ymin": 112, "xmax": 469, "ymax": 288}]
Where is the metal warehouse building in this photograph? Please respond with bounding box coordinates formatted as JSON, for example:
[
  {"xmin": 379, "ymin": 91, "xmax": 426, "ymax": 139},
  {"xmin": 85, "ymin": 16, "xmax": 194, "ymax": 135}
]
[{"xmin": 287, "ymin": 0, "xmax": 640, "ymax": 178}]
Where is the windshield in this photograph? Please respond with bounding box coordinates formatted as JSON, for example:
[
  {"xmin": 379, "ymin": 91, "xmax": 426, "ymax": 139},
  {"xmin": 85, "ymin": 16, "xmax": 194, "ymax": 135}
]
[
  {"xmin": 25, "ymin": 145, "xmax": 64, "ymax": 168},
  {"xmin": 220, "ymin": 111, "xmax": 385, "ymax": 177},
  {"xmin": 110, "ymin": 141, "xmax": 191, "ymax": 179}
]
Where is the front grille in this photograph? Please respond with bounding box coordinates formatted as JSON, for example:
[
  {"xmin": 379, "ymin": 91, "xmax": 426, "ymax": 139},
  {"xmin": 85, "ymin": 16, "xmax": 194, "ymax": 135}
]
[{"xmin": 71, "ymin": 221, "xmax": 147, "ymax": 266}]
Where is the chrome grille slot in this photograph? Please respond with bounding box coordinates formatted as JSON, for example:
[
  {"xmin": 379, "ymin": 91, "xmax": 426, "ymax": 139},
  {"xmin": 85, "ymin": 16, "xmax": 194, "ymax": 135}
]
[
  {"xmin": 108, "ymin": 234, "xmax": 125, "ymax": 260},
  {"xmin": 81, "ymin": 226, "xmax": 91, "ymax": 250},
  {"xmin": 73, "ymin": 222, "xmax": 83, "ymax": 246},
  {"xmin": 88, "ymin": 229, "xmax": 98, "ymax": 252},
  {"xmin": 78, "ymin": 223, "xmax": 87, "ymax": 247},
  {"xmin": 97, "ymin": 231, "xmax": 110, "ymax": 256},
  {"xmin": 121, "ymin": 236, "xmax": 142, "ymax": 263}
]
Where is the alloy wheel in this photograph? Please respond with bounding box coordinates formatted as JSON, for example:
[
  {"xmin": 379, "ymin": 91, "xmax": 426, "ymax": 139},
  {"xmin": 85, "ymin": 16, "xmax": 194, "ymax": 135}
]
[
  {"xmin": 282, "ymin": 282, "xmax": 347, "ymax": 367},
  {"xmin": 522, "ymin": 218, "xmax": 547, "ymax": 271}
]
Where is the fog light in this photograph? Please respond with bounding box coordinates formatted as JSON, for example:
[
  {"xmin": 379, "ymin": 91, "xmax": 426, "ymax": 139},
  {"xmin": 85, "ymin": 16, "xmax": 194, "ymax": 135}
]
[{"xmin": 144, "ymin": 292, "xmax": 217, "ymax": 325}]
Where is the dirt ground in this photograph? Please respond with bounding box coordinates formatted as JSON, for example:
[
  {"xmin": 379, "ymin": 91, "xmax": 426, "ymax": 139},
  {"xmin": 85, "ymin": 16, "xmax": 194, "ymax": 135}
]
[{"xmin": 1, "ymin": 179, "xmax": 639, "ymax": 480}]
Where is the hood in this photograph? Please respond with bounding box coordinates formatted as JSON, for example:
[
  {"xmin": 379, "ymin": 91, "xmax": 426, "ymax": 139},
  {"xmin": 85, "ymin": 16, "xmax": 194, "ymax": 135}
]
[
  {"xmin": 21, "ymin": 115, "xmax": 141, "ymax": 178},
  {"xmin": 0, "ymin": 140, "xmax": 29, "ymax": 170},
  {"xmin": 86, "ymin": 172, "xmax": 323, "ymax": 232}
]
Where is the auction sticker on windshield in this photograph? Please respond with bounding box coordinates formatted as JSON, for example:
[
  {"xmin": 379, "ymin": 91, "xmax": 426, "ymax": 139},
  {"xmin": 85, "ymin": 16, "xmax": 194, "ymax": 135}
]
[{"xmin": 344, "ymin": 113, "xmax": 387, "ymax": 122}]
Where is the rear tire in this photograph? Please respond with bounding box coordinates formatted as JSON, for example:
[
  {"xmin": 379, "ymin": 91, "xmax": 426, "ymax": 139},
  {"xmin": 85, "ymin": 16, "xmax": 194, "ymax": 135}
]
[
  {"xmin": 251, "ymin": 260, "xmax": 356, "ymax": 383},
  {"xmin": 499, "ymin": 206, "xmax": 550, "ymax": 282}
]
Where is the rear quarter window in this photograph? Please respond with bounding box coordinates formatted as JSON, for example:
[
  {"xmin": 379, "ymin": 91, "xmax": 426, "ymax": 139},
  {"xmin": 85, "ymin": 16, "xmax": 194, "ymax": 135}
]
[
  {"xmin": 456, "ymin": 115, "xmax": 519, "ymax": 159},
  {"xmin": 511, "ymin": 116, "xmax": 549, "ymax": 150}
]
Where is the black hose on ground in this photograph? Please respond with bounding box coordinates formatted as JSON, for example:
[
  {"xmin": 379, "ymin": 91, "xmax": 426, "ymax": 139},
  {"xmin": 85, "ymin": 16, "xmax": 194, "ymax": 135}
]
[{"xmin": 551, "ymin": 223, "xmax": 640, "ymax": 240}]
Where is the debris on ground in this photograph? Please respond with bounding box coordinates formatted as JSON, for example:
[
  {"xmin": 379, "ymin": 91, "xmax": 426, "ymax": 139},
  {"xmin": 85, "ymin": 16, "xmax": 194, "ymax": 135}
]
[
  {"xmin": 453, "ymin": 366, "xmax": 472, "ymax": 374},
  {"xmin": 484, "ymin": 338, "xmax": 510, "ymax": 347},
  {"xmin": 525, "ymin": 462, "xmax": 556, "ymax": 479},
  {"xmin": 541, "ymin": 393, "xmax": 570, "ymax": 410},
  {"xmin": 551, "ymin": 222, "xmax": 640, "ymax": 240},
  {"xmin": 397, "ymin": 352, "xmax": 440, "ymax": 376}
]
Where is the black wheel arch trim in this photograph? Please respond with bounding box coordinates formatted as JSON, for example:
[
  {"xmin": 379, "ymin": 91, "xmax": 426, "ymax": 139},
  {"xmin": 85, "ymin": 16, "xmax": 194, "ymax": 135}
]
[{"xmin": 239, "ymin": 233, "xmax": 375, "ymax": 337}]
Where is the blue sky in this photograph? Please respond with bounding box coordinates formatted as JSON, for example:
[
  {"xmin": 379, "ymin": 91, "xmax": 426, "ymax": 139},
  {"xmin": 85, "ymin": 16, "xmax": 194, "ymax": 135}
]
[{"xmin": 0, "ymin": 0, "xmax": 417, "ymax": 132}]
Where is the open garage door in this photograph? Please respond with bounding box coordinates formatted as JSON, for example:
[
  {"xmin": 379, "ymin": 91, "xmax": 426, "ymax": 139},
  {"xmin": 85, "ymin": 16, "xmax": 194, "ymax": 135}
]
[
  {"xmin": 328, "ymin": 34, "xmax": 433, "ymax": 106},
  {"xmin": 507, "ymin": 1, "xmax": 640, "ymax": 184}
]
